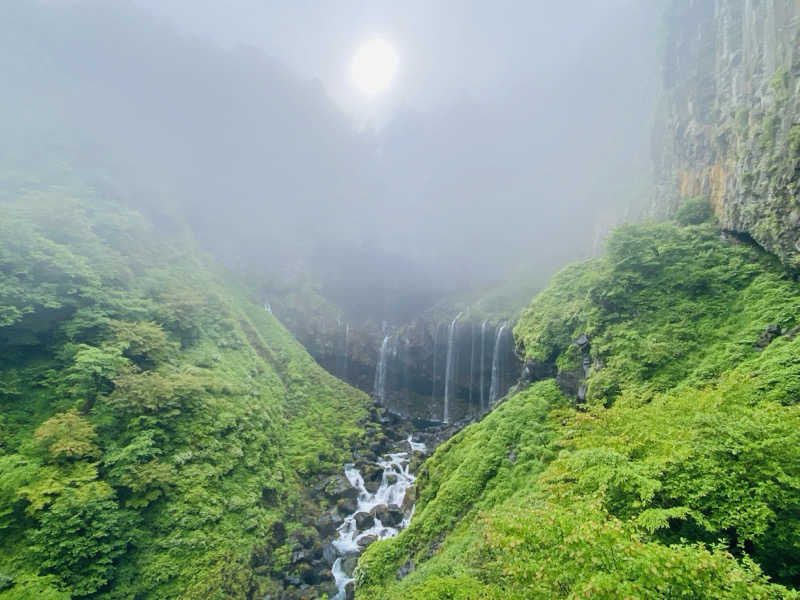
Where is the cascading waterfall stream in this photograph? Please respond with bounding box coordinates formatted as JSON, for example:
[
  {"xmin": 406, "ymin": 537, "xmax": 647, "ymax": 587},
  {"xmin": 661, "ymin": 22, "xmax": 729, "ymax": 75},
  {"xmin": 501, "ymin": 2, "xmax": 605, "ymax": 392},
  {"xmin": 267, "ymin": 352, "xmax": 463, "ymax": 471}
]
[
  {"xmin": 488, "ymin": 322, "xmax": 507, "ymax": 406},
  {"xmin": 442, "ymin": 312, "xmax": 462, "ymax": 424},
  {"xmin": 330, "ymin": 436, "xmax": 426, "ymax": 600}
]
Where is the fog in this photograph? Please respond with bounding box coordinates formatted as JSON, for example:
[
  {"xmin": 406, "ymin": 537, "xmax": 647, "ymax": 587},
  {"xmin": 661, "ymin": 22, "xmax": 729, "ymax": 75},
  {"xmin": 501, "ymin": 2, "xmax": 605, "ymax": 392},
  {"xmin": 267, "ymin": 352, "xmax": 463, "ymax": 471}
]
[{"xmin": 2, "ymin": 0, "xmax": 659, "ymax": 321}]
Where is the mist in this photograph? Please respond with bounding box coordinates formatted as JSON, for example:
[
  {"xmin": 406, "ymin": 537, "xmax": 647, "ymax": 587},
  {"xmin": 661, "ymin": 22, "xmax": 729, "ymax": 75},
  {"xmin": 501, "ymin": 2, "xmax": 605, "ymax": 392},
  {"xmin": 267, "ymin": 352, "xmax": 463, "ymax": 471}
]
[{"xmin": 2, "ymin": 0, "xmax": 659, "ymax": 322}]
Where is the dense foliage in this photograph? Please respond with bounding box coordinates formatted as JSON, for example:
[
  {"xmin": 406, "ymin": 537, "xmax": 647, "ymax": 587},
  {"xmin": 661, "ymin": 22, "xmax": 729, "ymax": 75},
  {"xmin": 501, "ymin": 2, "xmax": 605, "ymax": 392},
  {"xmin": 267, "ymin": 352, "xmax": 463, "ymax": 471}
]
[
  {"xmin": 356, "ymin": 219, "xmax": 800, "ymax": 598},
  {"xmin": 0, "ymin": 192, "xmax": 369, "ymax": 599}
]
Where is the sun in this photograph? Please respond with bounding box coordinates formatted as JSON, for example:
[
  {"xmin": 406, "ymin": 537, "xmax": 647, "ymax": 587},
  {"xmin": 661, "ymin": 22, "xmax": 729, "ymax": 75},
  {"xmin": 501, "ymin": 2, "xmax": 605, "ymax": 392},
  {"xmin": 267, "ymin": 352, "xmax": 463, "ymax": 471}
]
[{"xmin": 350, "ymin": 38, "xmax": 399, "ymax": 96}]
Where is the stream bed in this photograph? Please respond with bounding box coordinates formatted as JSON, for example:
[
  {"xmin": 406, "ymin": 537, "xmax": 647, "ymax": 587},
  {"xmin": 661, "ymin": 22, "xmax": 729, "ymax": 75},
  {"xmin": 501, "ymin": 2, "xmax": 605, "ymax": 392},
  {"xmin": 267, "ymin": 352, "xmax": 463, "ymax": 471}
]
[{"xmin": 330, "ymin": 435, "xmax": 425, "ymax": 599}]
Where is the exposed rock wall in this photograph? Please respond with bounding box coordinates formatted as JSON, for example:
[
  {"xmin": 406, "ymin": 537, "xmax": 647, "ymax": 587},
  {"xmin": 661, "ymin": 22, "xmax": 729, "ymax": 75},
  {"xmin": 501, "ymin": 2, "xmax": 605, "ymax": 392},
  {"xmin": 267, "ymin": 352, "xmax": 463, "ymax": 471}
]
[{"xmin": 654, "ymin": 0, "xmax": 800, "ymax": 267}]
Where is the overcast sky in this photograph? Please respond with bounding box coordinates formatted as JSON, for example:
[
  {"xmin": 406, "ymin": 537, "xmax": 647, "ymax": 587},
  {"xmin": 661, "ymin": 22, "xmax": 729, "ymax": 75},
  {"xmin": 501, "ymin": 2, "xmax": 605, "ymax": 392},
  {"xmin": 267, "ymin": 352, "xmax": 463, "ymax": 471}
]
[
  {"xmin": 130, "ymin": 0, "xmax": 651, "ymax": 121},
  {"xmin": 8, "ymin": 0, "xmax": 661, "ymax": 319}
]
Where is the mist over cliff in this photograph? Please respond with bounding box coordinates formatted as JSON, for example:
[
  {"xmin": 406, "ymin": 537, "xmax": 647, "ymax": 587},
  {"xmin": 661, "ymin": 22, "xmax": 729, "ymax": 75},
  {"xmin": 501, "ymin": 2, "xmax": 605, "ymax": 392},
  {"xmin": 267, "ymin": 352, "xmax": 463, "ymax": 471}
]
[{"xmin": 2, "ymin": 0, "xmax": 659, "ymax": 321}]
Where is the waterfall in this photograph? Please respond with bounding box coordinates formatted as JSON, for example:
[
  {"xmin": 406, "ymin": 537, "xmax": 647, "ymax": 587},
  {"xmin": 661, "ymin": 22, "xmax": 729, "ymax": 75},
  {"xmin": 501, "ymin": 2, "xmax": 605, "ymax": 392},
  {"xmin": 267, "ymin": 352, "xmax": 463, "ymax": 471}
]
[
  {"xmin": 330, "ymin": 438, "xmax": 426, "ymax": 599},
  {"xmin": 443, "ymin": 313, "xmax": 462, "ymax": 424},
  {"xmin": 373, "ymin": 335, "xmax": 390, "ymax": 405},
  {"xmin": 488, "ymin": 322, "xmax": 507, "ymax": 406},
  {"xmin": 480, "ymin": 319, "xmax": 488, "ymax": 412}
]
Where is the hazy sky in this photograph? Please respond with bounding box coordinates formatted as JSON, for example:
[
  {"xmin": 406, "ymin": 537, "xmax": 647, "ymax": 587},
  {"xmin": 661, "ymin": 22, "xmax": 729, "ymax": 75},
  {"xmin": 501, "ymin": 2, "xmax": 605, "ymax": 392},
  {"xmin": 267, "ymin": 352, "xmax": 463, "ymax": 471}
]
[
  {"xmin": 131, "ymin": 0, "xmax": 647, "ymax": 121},
  {"xmin": 7, "ymin": 0, "xmax": 661, "ymax": 320}
]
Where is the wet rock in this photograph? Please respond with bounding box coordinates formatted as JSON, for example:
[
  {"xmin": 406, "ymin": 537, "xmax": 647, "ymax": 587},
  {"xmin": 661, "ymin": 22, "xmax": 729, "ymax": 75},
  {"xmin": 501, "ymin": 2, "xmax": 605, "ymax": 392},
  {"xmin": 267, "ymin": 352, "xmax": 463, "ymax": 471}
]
[
  {"xmin": 322, "ymin": 543, "xmax": 337, "ymax": 567},
  {"xmin": 401, "ymin": 486, "xmax": 416, "ymax": 514},
  {"xmin": 354, "ymin": 511, "xmax": 375, "ymax": 530},
  {"xmin": 397, "ymin": 559, "xmax": 415, "ymax": 580},
  {"xmin": 358, "ymin": 534, "xmax": 378, "ymax": 548},
  {"xmin": 345, "ymin": 581, "xmax": 355, "ymax": 600},
  {"xmin": 363, "ymin": 464, "xmax": 384, "ymax": 493},
  {"xmin": 324, "ymin": 474, "xmax": 359, "ymax": 501},
  {"xmin": 342, "ymin": 552, "xmax": 360, "ymax": 577},
  {"xmin": 385, "ymin": 472, "xmax": 398, "ymax": 486},
  {"xmin": 370, "ymin": 504, "xmax": 404, "ymax": 527},
  {"xmin": 329, "ymin": 509, "xmax": 344, "ymax": 528},
  {"xmin": 291, "ymin": 549, "xmax": 309, "ymax": 565},
  {"xmin": 315, "ymin": 513, "xmax": 337, "ymax": 538},
  {"xmin": 336, "ymin": 496, "xmax": 358, "ymax": 516}
]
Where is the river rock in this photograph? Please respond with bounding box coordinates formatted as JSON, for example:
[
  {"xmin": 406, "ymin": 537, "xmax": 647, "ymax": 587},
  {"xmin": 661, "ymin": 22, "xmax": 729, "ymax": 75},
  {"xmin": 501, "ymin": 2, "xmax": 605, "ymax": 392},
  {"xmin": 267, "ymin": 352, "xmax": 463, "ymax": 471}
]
[
  {"xmin": 345, "ymin": 581, "xmax": 355, "ymax": 600},
  {"xmin": 361, "ymin": 464, "xmax": 384, "ymax": 493},
  {"xmin": 354, "ymin": 511, "xmax": 375, "ymax": 530},
  {"xmin": 314, "ymin": 513, "xmax": 337, "ymax": 538},
  {"xmin": 322, "ymin": 542, "xmax": 337, "ymax": 567},
  {"xmin": 336, "ymin": 496, "xmax": 358, "ymax": 516},
  {"xmin": 291, "ymin": 548, "xmax": 309, "ymax": 565},
  {"xmin": 342, "ymin": 553, "xmax": 360, "ymax": 576},
  {"xmin": 357, "ymin": 534, "xmax": 378, "ymax": 548},
  {"xmin": 370, "ymin": 504, "xmax": 404, "ymax": 527},
  {"xmin": 401, "ymin": 486, "xmax": 416, "ymax": 514},
  {"xmin": 324, "ymin": 474, "xmax": 359, "ymax": 501}
]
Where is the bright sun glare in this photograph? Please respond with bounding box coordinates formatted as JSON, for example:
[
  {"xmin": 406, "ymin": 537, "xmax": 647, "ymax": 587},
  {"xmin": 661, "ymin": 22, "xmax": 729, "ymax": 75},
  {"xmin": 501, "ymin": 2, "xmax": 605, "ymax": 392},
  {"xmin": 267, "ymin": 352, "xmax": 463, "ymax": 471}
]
[{"xmin": 350, "ymin": 38, "xmax": 399, "ymax": 96}]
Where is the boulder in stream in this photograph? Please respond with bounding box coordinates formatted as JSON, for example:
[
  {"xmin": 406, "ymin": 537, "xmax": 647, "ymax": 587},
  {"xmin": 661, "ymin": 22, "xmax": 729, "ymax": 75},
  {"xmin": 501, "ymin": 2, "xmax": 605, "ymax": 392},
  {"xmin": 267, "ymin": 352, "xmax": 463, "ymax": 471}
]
[
  {"xmin": 357, "ymin": 534, "xmax": 378, "ymax": 548},
  {"xmin": 354, "ymin": 511, "xmax": 375, "ymax": 530},
  {"xmin": 370, "ymin": 504, "xmax": 404, "ymax": 527},
  {"xmin": 324, "ymin": 474, "xmax": 359, "ymax": 501}
]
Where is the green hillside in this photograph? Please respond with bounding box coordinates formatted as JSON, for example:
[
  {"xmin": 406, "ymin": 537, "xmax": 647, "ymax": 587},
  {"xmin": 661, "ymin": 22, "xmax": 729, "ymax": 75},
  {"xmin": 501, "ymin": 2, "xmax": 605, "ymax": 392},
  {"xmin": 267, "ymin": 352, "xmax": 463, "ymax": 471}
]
[
  {"xmin": 0, "ymin": 189, "xmax": 369, "ymax": 599},
  {"xmin": 356, "ymin": 210, "xmax": 800, "ymax": 598}
]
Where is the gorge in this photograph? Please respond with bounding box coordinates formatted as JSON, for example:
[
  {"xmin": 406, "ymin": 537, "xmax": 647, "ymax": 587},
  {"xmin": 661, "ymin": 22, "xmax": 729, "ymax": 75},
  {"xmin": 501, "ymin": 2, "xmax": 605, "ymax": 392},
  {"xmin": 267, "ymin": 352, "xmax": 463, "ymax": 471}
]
[{"xmin": 1, "ymin": 2, "xmax": 800, "ymax": 600}]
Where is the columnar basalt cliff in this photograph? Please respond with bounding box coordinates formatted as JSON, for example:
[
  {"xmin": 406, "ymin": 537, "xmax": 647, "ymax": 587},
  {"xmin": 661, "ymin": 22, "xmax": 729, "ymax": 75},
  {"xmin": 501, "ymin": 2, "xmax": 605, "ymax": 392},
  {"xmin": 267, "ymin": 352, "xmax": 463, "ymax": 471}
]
[
  {"xmin": 654, "ymin": 0, "xmax": 800, "ymax": 268},
  {"xmin": 270, "ymin": 303, "xmax": 522, "ymax": 424}
]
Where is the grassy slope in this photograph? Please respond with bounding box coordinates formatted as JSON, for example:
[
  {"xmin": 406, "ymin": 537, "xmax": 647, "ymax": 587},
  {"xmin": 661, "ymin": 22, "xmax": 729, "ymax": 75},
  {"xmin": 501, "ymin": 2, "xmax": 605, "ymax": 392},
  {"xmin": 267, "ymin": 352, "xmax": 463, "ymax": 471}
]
[
  {"xmin": 0, "ymin": 189, "xmax": 369, "ymax": 599},
  {"xmin": 357, "ymin": 219, "xmax": 800, "ymax": 599}
]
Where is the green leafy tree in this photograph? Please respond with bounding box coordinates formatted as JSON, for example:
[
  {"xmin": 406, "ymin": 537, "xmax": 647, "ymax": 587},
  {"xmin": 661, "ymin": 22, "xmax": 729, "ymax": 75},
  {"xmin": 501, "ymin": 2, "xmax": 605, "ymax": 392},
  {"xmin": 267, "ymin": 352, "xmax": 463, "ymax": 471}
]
[{"xmin": 28, "ymin": 482, "xmax": 134, "ymax": 597}]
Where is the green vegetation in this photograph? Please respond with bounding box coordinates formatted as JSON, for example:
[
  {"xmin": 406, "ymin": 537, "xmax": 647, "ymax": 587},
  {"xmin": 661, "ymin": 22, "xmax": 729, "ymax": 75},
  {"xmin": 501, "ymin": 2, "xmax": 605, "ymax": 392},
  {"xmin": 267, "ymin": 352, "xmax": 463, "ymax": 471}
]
[
  {"xmin": 0, "ymin": 191, "xmax": 369, "ymax": 599},
  {"xmin": 356, "ymin": 220, "xmax": 800, "ymax": 598}
]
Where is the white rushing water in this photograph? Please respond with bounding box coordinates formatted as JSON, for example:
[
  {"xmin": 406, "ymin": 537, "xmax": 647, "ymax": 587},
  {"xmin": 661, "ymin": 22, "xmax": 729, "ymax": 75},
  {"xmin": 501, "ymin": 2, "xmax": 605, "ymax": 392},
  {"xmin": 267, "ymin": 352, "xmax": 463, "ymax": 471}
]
[
  {"xmin": 488, "ymin": 321, "xmax": 507, "ymax": 406},
  {"xmin": 442, "ymin": 312, "xmax": 462, "ymax": 424},
  {"xmin": 373, "ymin": 335, "xmax": 391, "ymax": 404},
  {"xmin": 330, "ymin": 438, "xmax": 425, "ymax": 600}
]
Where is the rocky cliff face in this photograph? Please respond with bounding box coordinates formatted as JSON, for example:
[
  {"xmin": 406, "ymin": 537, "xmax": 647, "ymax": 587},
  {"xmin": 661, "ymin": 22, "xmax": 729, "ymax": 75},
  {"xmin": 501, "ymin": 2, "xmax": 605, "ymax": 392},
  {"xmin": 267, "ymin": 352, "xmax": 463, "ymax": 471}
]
[
  {"xmin": 271, "ymin": 299, "xmax": 522, "ymax": 424},
  {"xmin": 654, "ymin": 0, "xmax": 800, "ymax": 268}
]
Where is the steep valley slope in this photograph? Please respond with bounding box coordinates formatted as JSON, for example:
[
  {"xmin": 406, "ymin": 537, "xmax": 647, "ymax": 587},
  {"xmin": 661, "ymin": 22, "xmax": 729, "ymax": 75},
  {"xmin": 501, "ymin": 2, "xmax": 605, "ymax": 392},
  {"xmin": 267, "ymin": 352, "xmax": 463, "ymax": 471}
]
[
  {"xmin": 356, "ymin": 214, "xmax": 800, "ymax": 599},
  {"xmin": 0, "ymin": 191, "xmax": 372, "ymax": 599}
]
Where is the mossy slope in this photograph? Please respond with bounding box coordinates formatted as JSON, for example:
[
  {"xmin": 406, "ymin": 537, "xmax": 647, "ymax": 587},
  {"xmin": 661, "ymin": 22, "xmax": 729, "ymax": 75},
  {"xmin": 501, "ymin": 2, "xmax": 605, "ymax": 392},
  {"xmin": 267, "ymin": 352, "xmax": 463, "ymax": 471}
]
[
  {"xmin": 0, "ymin": 191, "xmax": 369, "ymax": 599},
  {"xmin": 357, "ymin": 219, "xmax": 800, "ymax": 599}
]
